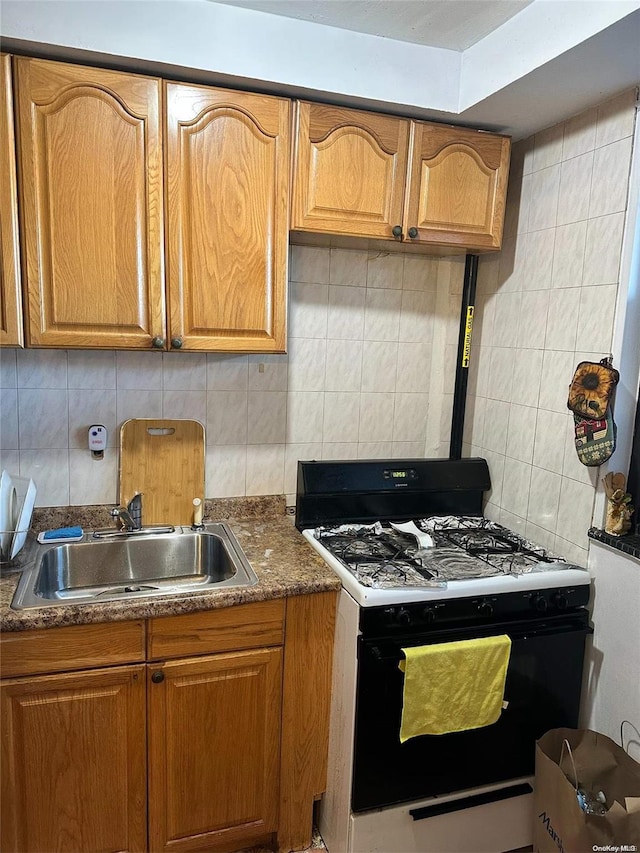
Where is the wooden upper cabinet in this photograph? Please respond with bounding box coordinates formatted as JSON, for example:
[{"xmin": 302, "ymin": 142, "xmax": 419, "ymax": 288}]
[
  {"xmin": 292, "ymin": 101, "xmax": 510, "ymax": 252},
  {"xmin": 404, "ymin": 121, "xmax": 511, "ymax": 251},
  {"xmin": 15, "ymin": 57, "xmax": 165, "ymax": 348},
  {"xmin": 292, "ymin": 101, "xmax": 410, "ymax": 240},
  {"xmin": 0, "ymin": 55, "xmax": 23, "ymax": 347},
  {"xmin": 165, "ymin": 83, "xmax": 289, "ymax": 352}
]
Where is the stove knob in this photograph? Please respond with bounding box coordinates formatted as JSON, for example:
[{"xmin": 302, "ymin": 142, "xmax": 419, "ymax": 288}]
[
  {"xmin": 551, "ymin": 592, "xmax": 568, "ymax": 610},
  {"xmin": 422, "ymin": 606, "xmax": 437, "ymax": 623},
  {"xmin": 477, "ymin": 600, "xmax": 494, "ymax": 617},
  {"xmin": 396, "ymin": 608, "xmax": 412, "ymax": 627},
  {"xmin": 532, "ymin": 594, "xmax": 548, "ymax": 612}
]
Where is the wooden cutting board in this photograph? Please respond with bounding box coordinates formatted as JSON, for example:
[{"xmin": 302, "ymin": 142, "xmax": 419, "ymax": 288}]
[{"xmin": 119, "ymin": 419, "xmax": 205, "ymax": 525}]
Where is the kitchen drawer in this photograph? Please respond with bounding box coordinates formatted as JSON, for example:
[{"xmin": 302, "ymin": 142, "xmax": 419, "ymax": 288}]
[
  {"xmin": 0, "ymin": 620, "xmax": 146, "ymax": 678},
  {"xmin": 147, "ymin": 598, "xmax": 286, "ymax": 660}
]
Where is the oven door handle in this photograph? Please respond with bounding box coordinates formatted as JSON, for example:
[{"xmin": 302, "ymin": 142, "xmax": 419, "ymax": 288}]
[{"xmin": 363, "ymin": 620, "xmax": 593, "ymax": 662}]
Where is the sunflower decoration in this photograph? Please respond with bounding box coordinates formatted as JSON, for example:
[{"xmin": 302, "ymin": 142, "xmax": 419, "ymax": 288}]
[{"xmin": 567, "ymin": 359, "xmax": 619, "ymax": 419}]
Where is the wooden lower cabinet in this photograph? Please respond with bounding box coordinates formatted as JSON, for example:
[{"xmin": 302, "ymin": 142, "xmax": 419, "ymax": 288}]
[
  {"xmin": 0, "ymin": 664, "xmax": 147, "ymax": 853},
  {"xmin": 148, "ymin": 648, "xmax": 282, "ymax": 852},
  {"xmin": 0, "ymin": 593, "xmax": 337, "ymax": 853}
]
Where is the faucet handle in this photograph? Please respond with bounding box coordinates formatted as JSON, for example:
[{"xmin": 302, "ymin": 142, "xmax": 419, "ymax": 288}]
[{"xmin": 127, "ymin": 493, "xmax": 143, "ymax": 529}]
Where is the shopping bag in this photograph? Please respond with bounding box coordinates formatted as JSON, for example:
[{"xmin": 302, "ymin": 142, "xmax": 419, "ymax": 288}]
[{"xmin": 533, "ymin": 727, "xmax": 640, "ymax": 852}]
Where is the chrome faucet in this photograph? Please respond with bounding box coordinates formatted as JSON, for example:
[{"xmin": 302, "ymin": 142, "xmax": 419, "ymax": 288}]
[{"xmin": 111, "ymin": 493, "xmax": 143, "ymax": 531}]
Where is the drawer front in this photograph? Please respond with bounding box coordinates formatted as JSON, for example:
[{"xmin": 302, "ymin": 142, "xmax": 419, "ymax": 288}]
[
  {"xmin": 0, "ymin": 620, "xmax": 146, "ymax": 678},
  {"xmin": 148, "ymin": 599, "xmax": 286, "ymax": 660}
]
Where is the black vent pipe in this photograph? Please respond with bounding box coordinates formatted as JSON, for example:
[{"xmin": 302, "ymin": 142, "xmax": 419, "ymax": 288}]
[{"xmin": 449, "ymin": 254, "xmax": 479, "ymax": 460}]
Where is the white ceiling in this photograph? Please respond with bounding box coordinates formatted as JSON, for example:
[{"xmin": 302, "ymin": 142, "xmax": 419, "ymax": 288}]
[
  {"xmin": 211, "ymin": 0, "xmax": 534, "ymax": 51},
  {"xmin": 2, "ymin": 0, "xmax": 639, "ymax": 140}
]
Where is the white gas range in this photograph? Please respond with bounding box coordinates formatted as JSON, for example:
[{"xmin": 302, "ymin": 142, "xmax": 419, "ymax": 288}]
[{"xmin": 296, "ymin": 458, "xmax": 592, "ymax": 853}]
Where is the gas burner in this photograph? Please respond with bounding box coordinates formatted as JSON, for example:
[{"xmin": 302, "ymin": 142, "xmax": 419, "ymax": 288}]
[
  {"xmin": 316, "ymin": 529, "xmax": 439, "ymax": 587},
  {"xmin": 313, "ymin": 513, "xmax": 573, "ymax": 589}
]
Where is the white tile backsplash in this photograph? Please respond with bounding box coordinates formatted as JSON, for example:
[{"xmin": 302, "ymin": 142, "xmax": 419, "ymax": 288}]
[
  {"xmin": 469, "ymin": 87, "xmax": 635, "ymax": 558},
  {"xmin": 500, "ymin": 457, "xmax": 531, "ymax": 519},
  {"xmin": 17, "ymin": 350, "xmax": 68, "ymax": 389},
  {"xmin": 396, "ymin": 343, "xmax": 432, "ymax": 393},
  {"xmin": 322, "ymin": 392, "xmax": 359, "ymax": 443},
  {"xmin": 68, "ymin": 390, "xmax": 118, "ymax": 448},
  {"xmin": 206, "ymin": 445, "xmax": 247, "ymax": 498},
  {"xmin": 248, "ymin": 355, "xmax": 288, "ymax": 391},
  {"xmin": 19, "ymin": 389, "xmax": 69, "ymax": 449},
  {"xmin": 245, "ymin": 444, "xmax": 285, "ymax": 495},
  {"xmin": 358, "ymin": 393, "xmax": 395, "ymax": 442},
  {"xmin": 116, "ymin": 389, "xmax": 163, "ymax": 424},
  {"xmin": 247, "ymin": 391, "xmax": 287, "ymax": 444},
  {"xmin": 527, "ymin": 466, "xmax": 562, "ymax": 532},
  {"xmin": 532, "ymin": 124, "xmax": 565, "ymax": 171},
  {"xmin": 0, "ymin": 349, "xmax": 17, "ymax": 388},
  {"xmin": 575, "ymin": 284, "xmax": 618, "ymax": 352},
  {"xmin": 116, "ymin": 351, "xmax": 163, "ymax": 389},
  {"xmin": 206, "ymin": 391, "xmax": 248, "ymax": 445},
  {"xmin": 326, "ymin": 284, "xmax": 366, "ymax": 340},
  {"xmin": 583, "ymin": 212, "xmax": 625, "ymax": 285},
  {"xmin": 324, "ymin": 339, "xmax": 363, "ymax": 393},
  {"xmin": 20, "ymin": 449, "xmax": 69, "ymax": 506},
  {"xmin": 392, "ymin": 393, "xmax": 428, "ymax": 443},
  {"xmin": 366, "ymin": 251, "xmax": 404, "ymax": 290},
  {"xmin": 288, "ymin": 282, "xmax": 329, "ymax": 339},
  {"xmin": 9, "ymin": 88, "xmax": 633, "ymax": 516},
  {"xmin": 286, "ymin": 337, "xmax": 327, "ymax": 391},
  {"xmin": 589, "ymin": 137, "xmax": 633, "ymax": 218},
  {"xmin": 556, "ymin": 150, "xmax": 593, "ymax": 225},
  {"xmin": 330, "ymin": 248, "xmax": 367, "ymax": 286},
  {"xmin": 289, "ymin": 245, "xmax": 330, "ymax": 284},
  {"xmin": 595, "ymin": 88, "xmax": 637, "ymax": 148},
  {"xmin": 562, "ymin": 107, "xmax": 597, "ymax": 160},
  {"xmin": 0, "ymin": 388, "xmax": 18, "ymax": 450},
  {"xmin": 545, "ymin": 288, "xmax": 580, "ymax": 351},
  {"xmin": 69, "ymin": 450, "xmax": 117, "ymax": 505},
  {"xmin": 528, "ymin": 164, "xmax": 560, "ymax": 231},
  {"xmin": 361, "ymin": 340, "xmax": 398, "ymax": 392},
  {"xmin": 364, "ymin": 288, "xmax": 402, "ymax": 341},
  {"xmin": 287, "ymin": 391, "xmax": 325, "ymax": 443},
  {"xmin": 162, "ymin": 352, "xmax": 207, "ymax": 391},
  {"xmin": 67, "ymin": 350, "xmax": 116, "ymax": 389},
  {"xmin": 161, "ymin": 390, "xmax": 207, "ymax": 424},
  {"xmin": 206, "ymin": 354, "xmax": 248, "ymax": 390}
]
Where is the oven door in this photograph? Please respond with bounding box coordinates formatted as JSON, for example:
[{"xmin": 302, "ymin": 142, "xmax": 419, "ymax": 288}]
[{"xmin": 352, "ymin": 613, "xmax": 592, "ymax": 813}]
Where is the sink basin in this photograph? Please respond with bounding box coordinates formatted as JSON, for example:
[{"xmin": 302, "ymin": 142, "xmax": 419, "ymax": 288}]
[{"xmin": 11, "ymin": 524, "xmax": 258, "ymax": 609}]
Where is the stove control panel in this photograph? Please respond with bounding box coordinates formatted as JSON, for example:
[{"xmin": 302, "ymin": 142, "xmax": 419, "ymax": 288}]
[{"xmin": 365, "ymin": 586, "xmax": 590, "ymax": 635}]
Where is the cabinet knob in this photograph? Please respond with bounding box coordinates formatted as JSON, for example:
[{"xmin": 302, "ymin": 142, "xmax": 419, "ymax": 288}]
[
  {"xmin": 151, "ymin": 671, "xmax": 165, "ymax": 684},
  {"xmin": 392, "ymin": 225, "xmax": 403, "ymax": 238},
  {"xmin": 151, "ymin": 336, "xmax": 165, "ymax": 349},
  {"xmin": 171, "ymin": 337, "xmax": 183, "ymax": 349},
  {"xmin": 408, "ymin": 227, "xmax": 419, "ymax": 239}
]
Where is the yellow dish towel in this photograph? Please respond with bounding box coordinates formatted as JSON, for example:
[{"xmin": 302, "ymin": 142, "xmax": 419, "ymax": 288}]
[{"xmin": 398, "ymin": 635, "xmax": 512, "ymax": 742}]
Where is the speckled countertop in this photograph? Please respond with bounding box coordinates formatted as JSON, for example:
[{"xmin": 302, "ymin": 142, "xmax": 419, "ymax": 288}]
[{"xmin": 0, "ymin": 497, "xmax": 340, "ymax": 633}]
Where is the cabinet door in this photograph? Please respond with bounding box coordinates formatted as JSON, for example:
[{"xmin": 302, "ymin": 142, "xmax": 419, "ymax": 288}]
[
  {"xmin": 15, "ymin": 57, "xmax": 165, "ymax": 348},
  {"xmin": 404, "ymin": 122, "xmax": 511, "ymax": 251},
  {"xmin": 148, "ymin": 647, "xmax": 282, "ymax": 852},
  {"xmin": 0, "ymin": 55, "xmax": 23, "ymax": 347},
  {"xmin": 165, "ymin": 83, "xmax": 289, "ymax": 352},
  {"xmin": 0, "ymin": 664, "xmax": 147, "ymax": 853},
  {"xmin": 292, "ymin": 101, "xmax": 410, "ymax": 240}
]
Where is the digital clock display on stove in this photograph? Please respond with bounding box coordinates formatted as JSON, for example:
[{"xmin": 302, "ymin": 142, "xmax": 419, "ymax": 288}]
[{"xmin": 383, "ymin": 468, "xmax": 417, "ymax": 481}]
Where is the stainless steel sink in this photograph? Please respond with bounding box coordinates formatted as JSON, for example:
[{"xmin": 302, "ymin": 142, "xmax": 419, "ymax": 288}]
[{"xmin": 11, "ymin": 523, "xmax": 258, "ymax": 609}]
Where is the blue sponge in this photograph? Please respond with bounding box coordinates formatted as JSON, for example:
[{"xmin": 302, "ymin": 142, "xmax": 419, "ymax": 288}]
[{"xmin": 38, "ymin": 526, "xmax": 84, "ymax": 543}]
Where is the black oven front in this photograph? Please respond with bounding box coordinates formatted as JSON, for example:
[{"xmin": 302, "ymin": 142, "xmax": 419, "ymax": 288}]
[{"xmin": 352, "ymin": 592, "xmax": 592, "ymax": 813}]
